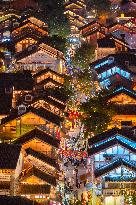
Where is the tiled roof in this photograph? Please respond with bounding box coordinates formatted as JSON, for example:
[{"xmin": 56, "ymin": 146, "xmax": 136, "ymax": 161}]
[
  {"xmin": 79, "ymin": 20, "xmax": 98, "ymax": 30},
  {"xmin": 46, "ymin": 88, "xmax": 68, "ymax": 104},
  {"xmin": 91, "ymin": 52, "xmax": 136, "ymax": 69},
  {"xmin": 97, "ymin": 36, "xmax": 115, "ymax": 48},
  {"xmin": 21, "ymin": 166, "xmax": 57, "ymax": 186},
  {"xmin": 88, "ymin": 135, "xmax": 136, "ymax": 155},
  {"xmin": 0, "ymin": 144, "xmax": 21, "ymax": 169},
  {"xmin": 0, "ymin": 71, "xmax": 33, "ymax": 93},
  {"xmin": 14, "ymin": 127, "xmax": 60, "ymax": 148},
  {"xmin": 32, "ymin": 94, "xmax": 66, "ymax": 111},
  {"xmin": 114, "ymin": 104, "xmax": 136, "ymax": 115},
  {"xmin": 36, "ymin": 77, "xmax": 63, "ymax": 87},
  {"xmin": 1, "ymin": 107, "xmax": 63, "ymax": 126},
  {"xmin": 26, "ymin": 148, "xmax": 59, "ymax": 170},
  {"xmin": 32, "ymin": 107, "xmax": 63, "ymax": 126},
  {"xmin": 94, "ymin": 158, "xmax": 136, "ymax": 178},
  {"xmin": 12, "ymin": 31, "xmax": 41, "ymax": 43},
  {"xmin": 20, "ymin": 184, "xmax": 51, "ymax": 195},
  {"xmin": 105, "ymin": 176, "xmax": 136, "ymax": 182},
  {"xmin": 11, "ymin": 19, "xmax": 46, "ymax": 33},
  {"xmin": 88, "ymin": 127, "xmax": 135, "ymax": 145},
  {"xmin": 33, "ymin": 67, "xmax": 64, "ymax": 78},
  {"xmin": 106, "ymin": 87, "xmax": 136, "ymax": 100},
  {"xmin": 82, "ymin": 29, "xmax": 99, "ymax": 37}
]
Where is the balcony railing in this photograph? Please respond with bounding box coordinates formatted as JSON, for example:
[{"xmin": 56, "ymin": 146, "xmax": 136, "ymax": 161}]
[
  {"xmin": 13, "ymin": 63, "xmax": 54, "ymax": 72},
  {"xmin": 38, "ymin": 124, "xmax": 59, "ymax": 138},
  {"xmin": 0, "ymin": 124, "xmax": 60, "ymax": 139},
  {"xmin": 103, "ymin": 188, "xmax": 136, "ymax": 196}
]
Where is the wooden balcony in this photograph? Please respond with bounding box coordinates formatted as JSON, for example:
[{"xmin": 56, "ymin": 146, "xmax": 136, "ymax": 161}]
[
  {"xmin": 103, "ymin": 188, "xmax": 136, "ymax": 196},
  {"xmin": 0, "ymin": 124, "xmax": 60, "ymax": 140}
]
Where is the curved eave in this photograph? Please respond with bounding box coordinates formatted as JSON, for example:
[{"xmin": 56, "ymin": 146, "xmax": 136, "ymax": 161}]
[{"xmin": 94, "ymin": 158, "xmax": 136, "ymax": 178}]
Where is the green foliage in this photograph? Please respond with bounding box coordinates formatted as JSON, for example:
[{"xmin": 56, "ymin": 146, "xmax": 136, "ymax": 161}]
[
  {"xmin": 63, "ymin": 67, "xmax": 97, "ymax": 109},
  {"xmin": 63, "ymin": 75, "xmax": 77, "ymax": 108},
  {"xmin": 37, "ymin": 0, "xmax": 70, "ymax": 38},
  {"xmin": 75, "ymin": 67, "xmax": 97, "ymax": 96},
  {"xmin": 49, "ymin": 17, "xmax": 71, "ymax": 38},
  {"xmin": 71, "ymin": 42, "xmax": 95, "ymax": 69},
  {"xmin": 79, "ymin": 90, "xmax": 115, "ymax": 135},
  {"xmin": 88, "ymin": 0, "xmax": 111, "ymax": 16},
  {"xmin": 124, "ymin": 192, "xmax": 136, "ymax": 205},
  {"xmin": 75, "ymin": 200, "xmax": 82, "ymax": 205},
  {"xmin": 49, "ymin": 35, "xmax": 68, "ymax": 54}
]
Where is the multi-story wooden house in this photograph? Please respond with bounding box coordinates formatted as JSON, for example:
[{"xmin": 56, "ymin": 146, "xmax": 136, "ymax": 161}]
[
  {"xmin": 64, "ymin": 0, "xmax": 87, "ymax": 33},
  {"xmin": 0, "ymin": 71, "xmax": 66, "ymax": 203},
  {"xmin": 88, "ymin": 127, "xmax": 136, "ymax": 205},
  {"xmin": 0, "ymin": 143, "xmax": 23, "ymax": 196},
  {"xmin": 13, "ymin": 127, "xmax": 60, "ymax": 203},
  {"xmin": 90, "ymin": 52, "xmax": 136, "ymax": 88},
  {"xmin": 14, "ymin": 41, "xmax": 65, "ymax": 74}
]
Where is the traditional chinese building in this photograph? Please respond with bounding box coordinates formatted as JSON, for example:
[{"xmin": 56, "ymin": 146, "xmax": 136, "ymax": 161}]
[
  {"xmin": 0, "ymin": 143, "xmax": 23, "ymax": 196},
  {"xmin": 79, "ymin": 20, "xmax": 135, "ymax": 57},
  {"xmin": 90, "ymin": 52, "xmax": 136, "ymax": 88},
  {"xmin": 14, "ymin": 41, "xmax": 65, "ymax": 74},
  {"xmin": 79, "ymin": 20, "xmax": 133, "ymax": 42},
  {"xmin": 64, "ymin": 0, "xmax": 87, "ymax": 33},
  {"xmin": 13, "ymin": 127, "xmax": 60, "ymax": 203},
  {"xmin": 0, "ymin": 79, "xmax": 66, "ymax": 203},
  {"xmin": 106, "ymin": 86, "xmax": 136, "ymax": 131},
  {"xmin": 12, "ymin": 19, "xmax": 48, "ymax": 51},
  {"xmin": 88, "ymin": 127, "xmax": 136, "ymax": 205}
]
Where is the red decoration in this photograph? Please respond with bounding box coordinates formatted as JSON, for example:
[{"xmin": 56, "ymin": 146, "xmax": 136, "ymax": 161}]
[
  {"xmin": 56, "ymin": 130, "xmax": 60, "ymax": 140},
  {"xmin": 116, "ymin": 74, "xmax": 121, "ymax": 79},
  {"xmin": 59, "ymin": 149, "xmax": 87, "ymax": 159},
  {"xmin": 68, "ymin": 110, "xmax": 80, "ymax": 119}
]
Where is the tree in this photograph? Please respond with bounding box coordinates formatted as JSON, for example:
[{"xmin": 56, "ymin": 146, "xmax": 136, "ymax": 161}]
[
  {"xmin": 86, "ymin": 0, "xmax": 112, "ymax": 20},
  {"xmin": 79, "ymin": 90, "xmax": 115, "ymax": 136},
  {"xmin": 63, "ymin": 67, "xmax": 98, "ymax": 110},
  {"xmin": 71, "ymin": 42, "xmax": 95, "ymax": 69},
  {"xmin": 49, "ymin": 35, "xmax": 68, "ymax": 54},
  {"xmin": 49, "ymin": 16, "xmax": 70, "ymax": 38},
  {"xmin": 75, "ymin": 67, "xmax": 97, "ymax": 97},
  {"xmin": 37, "ymin": 0, "xmax": 70, "ymax": 38}
]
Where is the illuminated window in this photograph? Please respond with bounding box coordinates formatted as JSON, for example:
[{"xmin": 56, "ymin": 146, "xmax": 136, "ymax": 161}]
[
  {"xmin": 106, "ymin": 148, "xmax": 112, "ymax": 154},
  {"xmin": 100, "ymin": 79, "xmax": 111, "ymax": 87},
  {"xmin": 99, "ymin": 154, "xmax": 104, "ymax": 161},
  {"xmin": 112, "ymin": 67, "xmax": 116, "ymax": 74},
  {"xmin": 130, "ymin": 154, "xmax": 136, "ymax": 161},
  {"xmin": 101, "ymin": 71, "xmax": 107, "ymax": 79},
  {"xmin": 107, "ymin": 69, "xmax": 112, "ymax": 77},
  {"xmin": 116, "ymin": 167, "xmax": 121, "ymax": 174},
  {"xmin": 95, "ymin": 154, "xmax": 99, "ymax": 161},
  {"xmin": 112, "ymin": 146, "xmax": 117, "ymax": 154},
  {"xmin": 117, "ymin": 146, "xmax": 124, "ymax": 154}
]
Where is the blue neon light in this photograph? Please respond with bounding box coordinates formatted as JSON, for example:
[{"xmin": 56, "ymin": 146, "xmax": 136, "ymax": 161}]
[
  {"xmin": 98, "ymin": 67, "xmax": 131, "ymax": 80},
  {"xmin": 100, "ymin": 79, "xmax": 111, "ymax": 88},
  {"xmin": 93, "ymin": 137, "xmax": 114, "ymax": 148},
  {"xmin": 92, "ymin": 135, "xmax": 136, "ymax": 151},
  {"xmin": 94, "ymin": 60, "xmax": 109, "ymax": 69},
  {"xmin": 116, "ymin": 135, "xmax": 136, "ymax": 149},
  {"xmin": 114, "ymin": 87, "xmax": 136, "ymax": 97}
]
